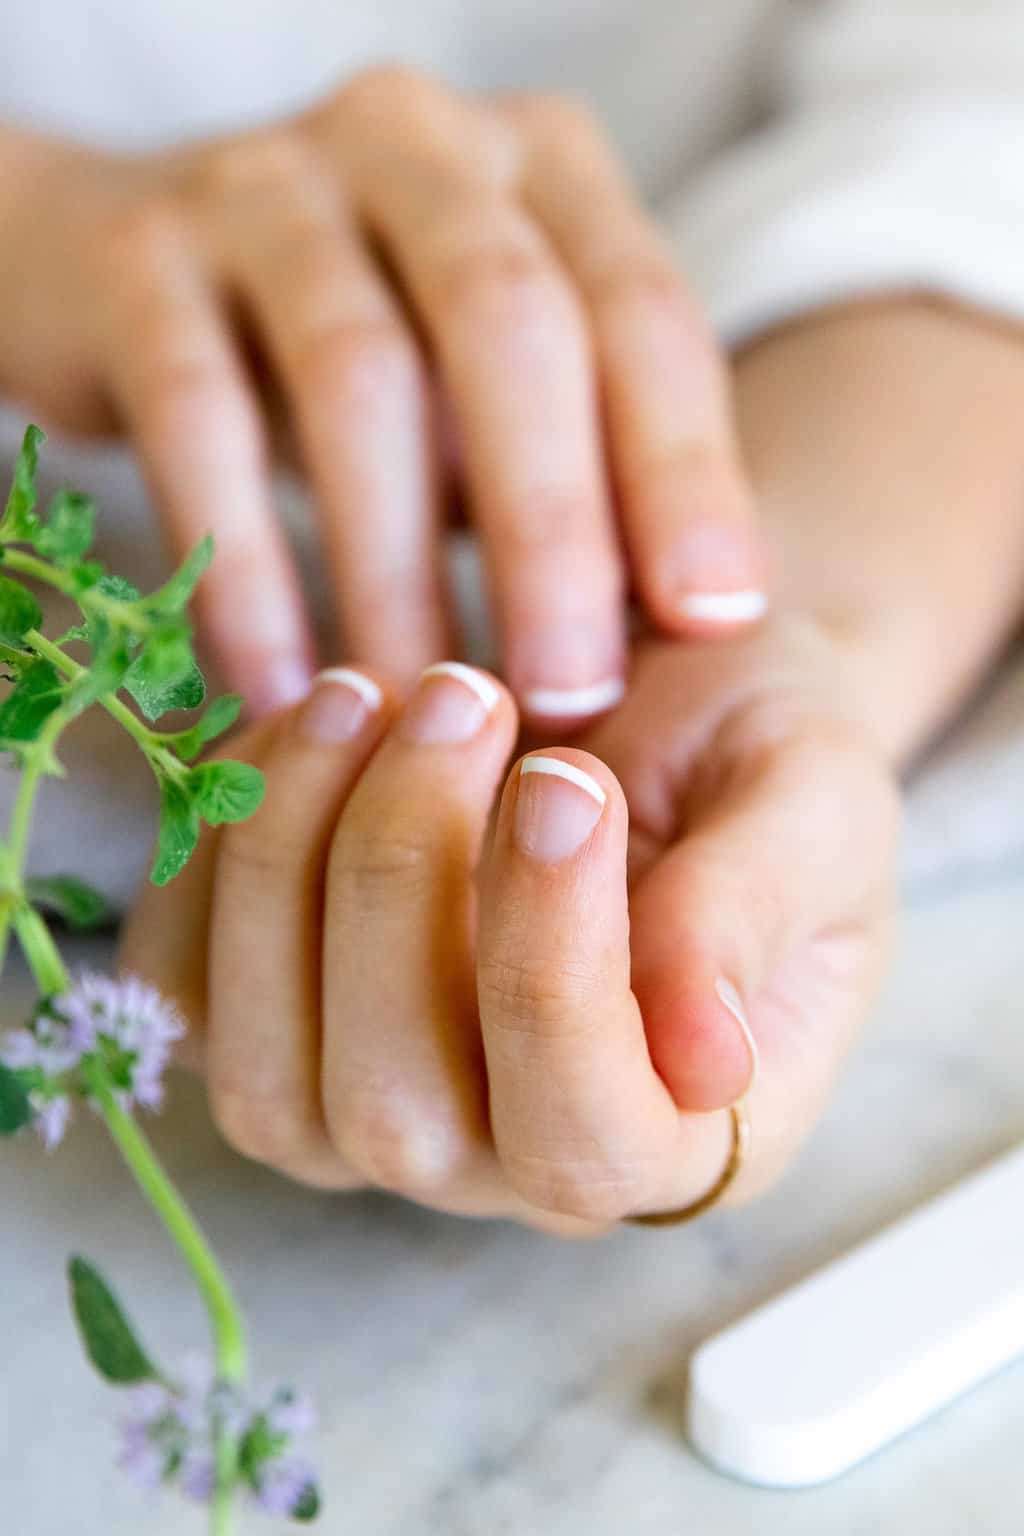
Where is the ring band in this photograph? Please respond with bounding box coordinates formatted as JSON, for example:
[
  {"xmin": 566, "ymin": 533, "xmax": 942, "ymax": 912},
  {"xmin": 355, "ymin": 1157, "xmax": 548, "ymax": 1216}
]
[{"xmin": 624, "ymin": 1100, "xmax": 750, "ymax": 1227}]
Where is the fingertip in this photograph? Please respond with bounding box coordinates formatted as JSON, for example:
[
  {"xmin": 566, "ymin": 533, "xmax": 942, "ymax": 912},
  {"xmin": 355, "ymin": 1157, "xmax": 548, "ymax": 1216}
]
[
  {"xmin": 635, "ymin": 966, "xmax": 756, "ymax": 1111},
  {"xmin": 634, "ymin": 462, "xmax": 770, "ymax": 639},
  {"xmin": 294, "ymin": 665, "xmax": 398, "ymax": 746},
  {"xmin": 502, "ymin": 747, "xmax": 626, "ymax": 867},
  {"xmin": 246, "ymin": 654, "xmax": 317, "ymax": 717}
]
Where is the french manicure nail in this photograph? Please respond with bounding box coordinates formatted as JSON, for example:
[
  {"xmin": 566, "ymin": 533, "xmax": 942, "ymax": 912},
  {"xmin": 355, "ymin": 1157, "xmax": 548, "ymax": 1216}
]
[
  {"xmin": 677, "ymin": 590, "xmax": 768, "ymax": 626},
  {"xmin": 399, "ymin": 661, "xmax": 498, "ymax": 746},
  {"xmin": 523, "ymin": 677, "xmax": 625, "ymax": 719},
  {"xmin": 514, "ymin": 756, "xmax": 605, "ymax": 862},
  {"xmin": 300, "ymin": 668, "xmax": 381, "ymax": 744},
  {"xmin": 715, "ymin": 975, "xmax": 760, "ymax": 1095}
]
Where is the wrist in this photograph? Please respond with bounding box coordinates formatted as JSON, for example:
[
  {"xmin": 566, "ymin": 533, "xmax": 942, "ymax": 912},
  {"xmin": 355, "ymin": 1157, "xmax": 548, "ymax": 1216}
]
[{"xmin": 734, "ymin": 299, "xmax": 1024, "ymax": 766}]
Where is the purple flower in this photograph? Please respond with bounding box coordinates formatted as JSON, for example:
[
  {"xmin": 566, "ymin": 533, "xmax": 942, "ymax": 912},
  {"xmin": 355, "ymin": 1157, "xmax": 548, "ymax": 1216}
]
[
  {"xmin": 63, "ymin": 972, "xmax": 185, "ymax": 1110},
  {"xmin": 116, "ymin": 1357, "xmax": 319, "ymax": 1520},
  {"xmin": 32, "ymin": 1093, "xmax": 70, "ymax": 1150},
  {"xmin": 0, "ymin": 973, "xmax": 186, "ymax": 1145},
  {"xmin": 255, "ymin": 1456, "xmax": 319, "ymax": 1516},
  {"xmin": 266, "ymin": 1388, "xmax": 316, "ymax": 1439},
  {"xmin": 1, "ymin": 1011, "xmax": 84, "ymax": 1076},
  {"xmin": 180, "ymin": 1450, "xmax": 216, "ymax": 1503}
]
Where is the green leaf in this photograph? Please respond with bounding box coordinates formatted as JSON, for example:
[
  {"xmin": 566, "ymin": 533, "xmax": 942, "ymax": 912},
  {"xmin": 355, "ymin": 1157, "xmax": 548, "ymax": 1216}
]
[
  {"xmin": 291, "ymin": 1483, "xmax": 321, "ymax": 1522},
  {"xmin": 0, "ymin": 574, "xmax": 42, "ymax": 644},
  {"xmin": 0, "ymin": 660, "xmax": 63, "ymax": 744},
  {"xmin": 125, "ymin": 652, "xmax": 205, "ymax": 722},
  {"xmin": 25, "ymin": 875, "xmax": 111, "ymax": 932},
  {"xmin": 169, "ymin": 694, "xmax": 242, "ymax": 761},
  {"xmin": 91, "ymin": 572, "xmax": 140, "ymax": 606},
  {"xmin": 0, "ymin": 424, "xmax": 45, "ymax": 542},
  {"xmin": 0, "ymin": 1062, "xmax": 32, "ymax": 1134},
  {"xmin": 150, "ymin": 774, "xmax": 201, "ymax": 885},
  {"xmin": 36, "ymin": 489, "xmax": 96, "ymax": 564},
  {"xmin": 189, "ymin": 760, "xmax": 265, "ymax": 826},
  {"xmin": 146, "ymin": 537, "xmax": 214, "ymax": 616},
  {"xmin": 67, "ymin": 1256, "xmax": 158, "ymax": 1385}
]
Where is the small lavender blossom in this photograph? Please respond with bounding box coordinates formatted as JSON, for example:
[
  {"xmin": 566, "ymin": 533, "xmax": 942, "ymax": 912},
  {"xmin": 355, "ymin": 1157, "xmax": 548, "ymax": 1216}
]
[
  {"xmin": 64, "ymin": 972, "xmax": 185, "ymax": 1110},
  {"xmin": 32, "ymin": 1093, "xmax": 70, "ymax": 1150},
  {"xmin": 266, "ymin": 1388, "xmax": 317, "ymax": 1438},
  {"xmin": 255, "ymin": 1456, "xmax": 319, "ymax": 1516},
  {"xmin": 1, "ymin": 1005, "xmax": 83, "ymax": 1146},
  {"xmin": 117, "ymin": 1357, "xmax": 319, "ymax": 1520},
  {"xmin": 1, "ymin": 1006, "xmax": 88, "ymax": 1076}
]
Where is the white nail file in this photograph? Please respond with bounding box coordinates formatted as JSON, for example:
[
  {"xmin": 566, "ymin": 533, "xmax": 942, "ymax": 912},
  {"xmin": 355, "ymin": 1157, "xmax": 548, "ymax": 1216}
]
[{"xmin": 686, "ymin": 1141, "xmax": 1024, "ymax": 1487}]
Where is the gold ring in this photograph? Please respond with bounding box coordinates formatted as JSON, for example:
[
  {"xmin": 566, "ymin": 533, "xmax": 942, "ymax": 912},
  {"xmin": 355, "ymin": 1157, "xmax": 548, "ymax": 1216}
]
[{"xmin": 624, "ymin": 1100, "xmax": 750, "ymax": 1227}]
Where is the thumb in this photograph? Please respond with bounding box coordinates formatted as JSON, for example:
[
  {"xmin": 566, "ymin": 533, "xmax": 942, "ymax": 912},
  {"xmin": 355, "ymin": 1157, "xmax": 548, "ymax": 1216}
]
[{"xmin": 629, "ymin": 725, "xmax": 900, "ymax": 1111}]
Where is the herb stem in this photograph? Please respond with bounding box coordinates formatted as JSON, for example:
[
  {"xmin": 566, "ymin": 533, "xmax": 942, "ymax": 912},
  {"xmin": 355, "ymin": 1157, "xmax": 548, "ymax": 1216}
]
[
  {"xmin": 24, "ymin": 628, "xmax": 184, "ymax": 781},
  {"xmin": 1, "ymin": 547, "xmax": 154, "ymax": 633},
  {"xmin": 0, "ymin": 697, "xmax": 72, "ymax": 983},
  {"xmin": 83, "ymin": 1067, "xmax": 246, "ymax": 1530}
]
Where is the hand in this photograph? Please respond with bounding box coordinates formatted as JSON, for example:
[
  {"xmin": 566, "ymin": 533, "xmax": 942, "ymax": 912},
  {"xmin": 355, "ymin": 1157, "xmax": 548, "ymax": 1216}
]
[
  {"xmin": 121, "ymin": 620, "xmax": 899, "ymax": 1231},
  {"xmin": 0, "ymin": 76, "xmax": 763, "ymax": 721}
]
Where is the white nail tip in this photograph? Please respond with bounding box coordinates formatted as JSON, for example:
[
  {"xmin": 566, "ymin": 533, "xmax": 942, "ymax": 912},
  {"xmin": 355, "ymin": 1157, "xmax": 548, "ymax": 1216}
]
[
  {"xmin": 716, "ymin": 976, "xmax": 760, "ymax": 1088},
  {"xmin": 421, "ymin": 662, "xmax": 500, "ymax": 712},
  {"xmin": 520, "ymin": 756, "xmax": 607, "ymax": 806},
  {"xmin": 678, "ymin": 590, "xmax": 768, "ymax": 624},
  {"xmin": 315, "ymin": 668, "xmax": 382, "ymax": 709},
  {"xmin": 523, "ymin": 678, "xmax": 625, "ymax": 718}
]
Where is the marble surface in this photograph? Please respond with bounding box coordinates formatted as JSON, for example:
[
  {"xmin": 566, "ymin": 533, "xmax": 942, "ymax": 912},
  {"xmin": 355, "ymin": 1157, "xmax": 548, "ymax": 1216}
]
[{"xmin": 1, "ymin": 841, "xmax": 1022, "ymax": 1534}]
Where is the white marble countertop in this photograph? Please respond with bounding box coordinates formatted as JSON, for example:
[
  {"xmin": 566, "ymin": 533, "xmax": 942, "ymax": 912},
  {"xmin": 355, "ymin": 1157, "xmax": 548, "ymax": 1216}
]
[{"xmin": 2, "ymin": 844, "xmax": 1023, "ymax": 1536}]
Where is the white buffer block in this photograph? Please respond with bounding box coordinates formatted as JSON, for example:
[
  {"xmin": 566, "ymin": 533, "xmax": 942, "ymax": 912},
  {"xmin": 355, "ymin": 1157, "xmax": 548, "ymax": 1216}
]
[{"xmin": 686, "ymin": 1142, "xmax": 1024, "ymax": 1487}]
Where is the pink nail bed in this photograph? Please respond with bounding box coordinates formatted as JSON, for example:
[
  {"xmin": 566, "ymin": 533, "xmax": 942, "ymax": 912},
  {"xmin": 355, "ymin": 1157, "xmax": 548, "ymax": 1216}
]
[
  {"xmin": 514, "ymin": 756, "xmax": 605, "ymax": 862},
  {"xmin": 300, "ymin": 668, "xmax": 381, "ymax": 744},
  {"xmin": 399, "ymin": 662, "xmax": 498, "ymax": 746}
]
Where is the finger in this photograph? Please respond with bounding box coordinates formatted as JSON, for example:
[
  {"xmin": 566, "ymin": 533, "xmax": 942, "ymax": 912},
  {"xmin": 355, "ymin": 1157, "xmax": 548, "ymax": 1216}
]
[
  {"xmin": 628, "ymin": 726, "xmax": 901, "ymax": 1113},
  {"xmin": 328, "ymin": 77, "xmax": 627, "ymax": 723},
  {"xmin": 208, "ymin": 668, "xmax": 396, "ymax": 1185},
  {"xmin": 509, "ymin": 97, "xmax": 767, "ymax": 635},
  {"xmin": 95, "ymin": 204, "xmax": 316, "ymax": 714},
  {"xmin": 205, "ymin": 142, "xmax": 452, "ymax": 686},
  {"xmin": 322, "ymin": 662, "xmax": 518, "ymax": 1199},
  {"xmin": 476, "ymin": 748, "xmax": 733, "ymax": 1223}
]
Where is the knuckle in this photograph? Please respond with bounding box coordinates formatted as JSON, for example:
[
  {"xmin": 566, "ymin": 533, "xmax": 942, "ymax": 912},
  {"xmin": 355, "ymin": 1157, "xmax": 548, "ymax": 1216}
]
[
  {"xmin": 132, "ymin": 352, "xmax": 233, "ymax": 427},
  {"xmin": 501, "ymin": 1148, "xmax": 646, "ymax": 1223},
  {"xmin": 332, "ymin": 825, "xmax": 437, "ymax": 909},
  {"xmin": 426, "ymin": 229, "xmax": 565, "ymax": 330},
  {"xmin": 335, "ymin": 64, "xmax": 440, "ymax": 127},
  {"xmin": 192, "ymin": 128, "xmax": 311, "ymax": 198},
  {"xmin": 217, "ymin": 823, "xmax": 288, "ymax": 885},
  {"xmin": 517, "ymin": 90, "xmax": 599, "ymax": 144},
  {"xmin": 590, "ymin": 252, "xmax": 690, "ymax": 317},
  {"xmin": 478, "ymin": 955, "xmax": 600, "ymax": 1042},
  {"xmin": 293, "ymin": 314, "xmax": 419, "ymax": 405},
  {"xmin": 90, "ymin": 197, "xmax": 184, "ymax": 275},
  {"xmin": 326, "ymin": 1092, "xmax": 455, "ymax": 1192}
]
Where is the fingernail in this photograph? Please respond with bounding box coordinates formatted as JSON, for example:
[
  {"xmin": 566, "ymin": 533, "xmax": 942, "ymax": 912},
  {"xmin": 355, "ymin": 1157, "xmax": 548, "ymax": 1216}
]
[
  {"xmin": 514, "ymin": 756, "xmax": 605, "ymax": 861},
  {"xmin": 523, "ymin": 677, "xmax": 625, "ymax": 719},
  {"xmin": 251, "ymin": 656, "xmax": 314, "ymax": 715},
  {"xmin": 399, "ymin": 661, "xmax": 498, "ymax": 746},
  {"xmin": 715, "ymin": 976, "xmax": 760, "ymax": 1095},
  {"xmin": 677, "ymin": 590, "xmax": 767, "ymax": 626},
  {"xmin": 300, "ymin": 668, "xmax": 382, "ymax": 744}
]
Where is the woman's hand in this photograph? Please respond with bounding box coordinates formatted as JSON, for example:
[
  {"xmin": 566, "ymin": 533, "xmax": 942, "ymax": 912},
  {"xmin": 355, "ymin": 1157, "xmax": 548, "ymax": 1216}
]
[
  {"xmin": 120, "ymin": 620, "xmax": 899, "ymax": 1232},
  {"xmin": 0, "ymin": 76, "xmax": 763, "ymax": 720}
]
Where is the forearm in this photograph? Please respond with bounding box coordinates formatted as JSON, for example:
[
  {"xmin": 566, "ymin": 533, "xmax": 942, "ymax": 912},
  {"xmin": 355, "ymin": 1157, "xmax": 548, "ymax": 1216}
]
[{"xmin": 734, "ymin": 298, "xmax": 1024, "ymax": 766}]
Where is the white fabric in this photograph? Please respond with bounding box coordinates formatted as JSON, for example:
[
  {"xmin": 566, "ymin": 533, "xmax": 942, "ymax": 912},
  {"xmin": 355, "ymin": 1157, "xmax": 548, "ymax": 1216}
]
[{"xmin": 1, "ymin": 1, "xmax": 1023, "ymax": 904}]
